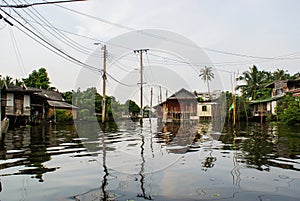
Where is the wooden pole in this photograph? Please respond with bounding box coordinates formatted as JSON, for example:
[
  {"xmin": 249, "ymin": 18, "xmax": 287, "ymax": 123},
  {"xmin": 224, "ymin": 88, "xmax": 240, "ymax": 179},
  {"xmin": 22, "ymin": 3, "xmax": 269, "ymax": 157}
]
[
  {"xmin": 233, "ymin": 72, "xmax": 237, "ymax": 127},
  {"xmin": 102, "ymin": 45, "xmax": 107, "ymax": 123}
]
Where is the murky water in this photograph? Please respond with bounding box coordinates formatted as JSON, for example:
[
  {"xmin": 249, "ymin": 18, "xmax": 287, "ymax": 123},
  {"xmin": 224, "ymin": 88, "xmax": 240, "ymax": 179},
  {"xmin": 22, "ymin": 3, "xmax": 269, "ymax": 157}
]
[{"xmin": 0, "ymin": 119, "xmax": 299, "ymax": 201}]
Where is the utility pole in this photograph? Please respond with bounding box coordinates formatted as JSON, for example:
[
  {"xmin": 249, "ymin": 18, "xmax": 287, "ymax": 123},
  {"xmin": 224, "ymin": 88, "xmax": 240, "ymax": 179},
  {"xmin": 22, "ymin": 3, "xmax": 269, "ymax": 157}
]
[
  {"xmin": 102, "ymin": 45, "xmax": 107, "ymax": 123},
  {"xmin": 150, "ymin": 87, "xmax": 153, "ymax": 118},
  {"xmin": 233, "ymin": 72, "xmax": 237, "ymax": 127},
  {"xmin": 159, "ymin": 86, "xmax": 162, "ymax": 103},
  {"xmin": 134, "ymin": 49, "xmax": 149, "ymax": 118}
]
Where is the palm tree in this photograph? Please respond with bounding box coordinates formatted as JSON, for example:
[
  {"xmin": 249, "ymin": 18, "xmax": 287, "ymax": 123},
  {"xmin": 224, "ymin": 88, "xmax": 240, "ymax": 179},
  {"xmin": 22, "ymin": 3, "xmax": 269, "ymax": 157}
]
[
  {"xmin": 272, "ymin": 69, "xmax": 290, "ymax": 81},
  {"xmin": 199, "ymin": 66, "xmax": 214, "ymax": 99},
  {"xmin": 237, "ymin": 65, "xmax": 267, "ymax": 100}
]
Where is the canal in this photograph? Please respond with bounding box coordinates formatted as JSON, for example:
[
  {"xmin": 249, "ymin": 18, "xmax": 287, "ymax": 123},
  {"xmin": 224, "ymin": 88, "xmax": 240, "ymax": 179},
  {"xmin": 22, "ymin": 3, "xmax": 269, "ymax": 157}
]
[{"xmin": 0, "ymin": 119, "xmax": 299, "ymax": 201}]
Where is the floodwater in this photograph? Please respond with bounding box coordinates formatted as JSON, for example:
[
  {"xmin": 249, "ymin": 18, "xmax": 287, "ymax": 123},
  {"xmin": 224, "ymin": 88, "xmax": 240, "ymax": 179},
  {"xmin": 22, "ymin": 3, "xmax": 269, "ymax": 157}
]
[{"xmin": 0, "ymin": 119, "xmax": 299, "ymax": 201}]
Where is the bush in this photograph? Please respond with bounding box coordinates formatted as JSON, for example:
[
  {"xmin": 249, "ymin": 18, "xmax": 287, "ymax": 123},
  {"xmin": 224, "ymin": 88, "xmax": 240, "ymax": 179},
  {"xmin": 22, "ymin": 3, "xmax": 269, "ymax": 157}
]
[{"xmin": 50, "ymin": 109, "xmax": 73, "ymax": 122}]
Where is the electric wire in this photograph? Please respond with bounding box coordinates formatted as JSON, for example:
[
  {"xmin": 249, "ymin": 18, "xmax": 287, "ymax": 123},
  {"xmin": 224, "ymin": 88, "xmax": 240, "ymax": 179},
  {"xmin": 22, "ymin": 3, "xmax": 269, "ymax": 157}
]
[
  {"xmin": 0, "ymin": 0, "xmax": 87, "ymax": 8},
  {"xmin": 9, "ymin": 10, "xmax": 300, "ymax": 68},
  {"xmin": 45, "ymin": 1, "xmax": 300, "ymax": 61},
  {"xmin": 0, "ymin": 6, "xmax": 101, "ymax": 72},
  {"xmin": 14, "ymin": 0, "xmax": 96, "ymax": 56},
  {"xmin": 8, "ymin": 25, "xmax": 26, "ymax": 76}
]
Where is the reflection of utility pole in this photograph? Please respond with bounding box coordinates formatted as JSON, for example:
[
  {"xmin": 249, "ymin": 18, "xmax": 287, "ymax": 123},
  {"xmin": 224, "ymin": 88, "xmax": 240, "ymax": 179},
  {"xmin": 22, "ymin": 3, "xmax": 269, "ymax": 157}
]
[
  {"xmin": 102, "ymin": 45, "xmax": 107, "ymax": 123},
  {"xmin": 134, "ymin": 49, "xmax": 149, "ymax": 117},
  {"xmin": 137, "ymin": 128, "xmax": 152, "ymax": 200},
  {"xmin": 101, "ymin": 130, "xmax": 108, "ymax": 199}
]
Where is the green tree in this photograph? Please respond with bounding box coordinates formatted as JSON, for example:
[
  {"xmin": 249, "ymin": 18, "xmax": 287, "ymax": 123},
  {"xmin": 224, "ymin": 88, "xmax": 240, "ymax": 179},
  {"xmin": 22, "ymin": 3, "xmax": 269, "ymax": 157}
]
[
  {"xmin": 276, "ymin": 93, "xmax": 300, "ymax": 125},
  {"xmin": 272, "ymin": 69, "xmax": 290, "ymax": 81},
  {"xmin": 125, "ymin": 100, "xmax": 140, "ymax": 117},
  {"xmin": 237, "ymin": 65, "xmax": 268, "ymax": 100},
  {"xmin": 23, "ymin": 68, "xmax": 51, "ymax": 89},
  {"xmin": 199, "ymin": 66, "xmax": 214, "ymax": 99}
]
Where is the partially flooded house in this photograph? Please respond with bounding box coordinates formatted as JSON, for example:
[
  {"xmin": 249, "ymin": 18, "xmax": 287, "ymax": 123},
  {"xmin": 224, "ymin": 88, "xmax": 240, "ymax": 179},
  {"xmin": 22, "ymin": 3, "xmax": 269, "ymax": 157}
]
[
  {"xmin": 250, "ymin": 79, "xmax": 300, "ymax": 118},
  {"xmin": 1, "ymin": 82, "xmax": 40, "ymax": 124},
  {"xmin": 1, "ymin": 82, "xmax": 78, "ymax": 125},
  {"xmin": 154, "ymin": 88, "xmax": 198, "ymax": 122},
  {"xmin": 30, "ymin": 88, "xmax": 78, "ymax": 122}
]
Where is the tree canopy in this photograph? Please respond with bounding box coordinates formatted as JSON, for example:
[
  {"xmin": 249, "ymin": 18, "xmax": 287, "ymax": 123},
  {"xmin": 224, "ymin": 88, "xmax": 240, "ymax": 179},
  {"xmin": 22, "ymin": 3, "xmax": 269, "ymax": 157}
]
[{"xmin": 23, "ymin": 67, "xmax": 51, "ymax": 89}]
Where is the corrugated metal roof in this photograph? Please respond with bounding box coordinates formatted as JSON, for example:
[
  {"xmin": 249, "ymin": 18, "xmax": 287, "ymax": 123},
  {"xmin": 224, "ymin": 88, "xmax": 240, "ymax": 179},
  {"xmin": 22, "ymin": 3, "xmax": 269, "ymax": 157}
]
[
  {"xmin": 47, "ymin": 100, "xmax": 78, "ymax": 109},
  {"xmin": 30, "ymin": 88, "xmax": 63, "ymax": 101}
]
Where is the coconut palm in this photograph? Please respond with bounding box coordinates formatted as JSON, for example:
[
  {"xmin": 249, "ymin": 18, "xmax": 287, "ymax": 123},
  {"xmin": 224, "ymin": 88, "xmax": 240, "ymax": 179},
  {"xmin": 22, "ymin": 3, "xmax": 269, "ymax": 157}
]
[
  {"xmin": 272, "ymin": 69, "xmax": 290, "ymax": 81},
  {"xmin": 199, "ymin": 66, "xmax": 214, "ymax": 99},
  {"xmin": 237, "ymin": 65, "xmax": 267, "ymax": 100}
]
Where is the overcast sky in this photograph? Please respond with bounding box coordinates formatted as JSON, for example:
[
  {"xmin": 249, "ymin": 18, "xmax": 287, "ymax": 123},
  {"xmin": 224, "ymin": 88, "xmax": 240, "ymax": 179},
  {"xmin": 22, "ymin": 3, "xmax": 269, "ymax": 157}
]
[{"xmin": 0, "ymin": 0, "xmax": 300, "ymax": 104}]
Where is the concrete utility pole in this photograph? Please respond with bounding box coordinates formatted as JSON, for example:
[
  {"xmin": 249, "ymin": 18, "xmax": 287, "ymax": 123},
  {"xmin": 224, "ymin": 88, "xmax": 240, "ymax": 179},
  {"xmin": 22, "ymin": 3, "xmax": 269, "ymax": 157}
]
[
  {"xmin": 102, "ymin": 45, "xmax": 107, "ymax": 123},
  {"xmin": 134, "ymin": 49, "xmax": 149, "ymax": 117}
]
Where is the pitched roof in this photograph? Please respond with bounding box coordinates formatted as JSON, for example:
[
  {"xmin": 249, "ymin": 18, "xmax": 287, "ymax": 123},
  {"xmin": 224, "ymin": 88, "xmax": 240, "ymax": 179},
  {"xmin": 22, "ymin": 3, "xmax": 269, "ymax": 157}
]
[
  {"xmin": 153, "ymin": 88, "xmax": 197, "ymax": 108},
  {"xmin": 168, "ymin": 88, "xmax": 197, "ymax": 100},
  {"xmin": 2, "ymin": 83, "xmax": 41, "ymax": 93},
  {"xmin": 30, "ymin": 88, "xmax": 64, "ymax": 101}
]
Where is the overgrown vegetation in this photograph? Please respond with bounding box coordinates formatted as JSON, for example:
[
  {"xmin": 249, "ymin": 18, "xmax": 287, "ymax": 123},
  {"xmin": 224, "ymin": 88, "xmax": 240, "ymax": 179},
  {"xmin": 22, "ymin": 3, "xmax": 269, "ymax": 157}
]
[{"xmin": 276, "ymin": 93, "xmax": 300, "ymax": 125}]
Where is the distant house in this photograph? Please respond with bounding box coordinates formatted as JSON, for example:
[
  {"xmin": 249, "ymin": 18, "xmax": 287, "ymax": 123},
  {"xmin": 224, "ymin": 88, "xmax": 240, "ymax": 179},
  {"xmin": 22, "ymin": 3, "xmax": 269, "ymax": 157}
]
[
  {"xmin": 196, "ymin": 90, "xmax": 222, "ymax": 101},
  {"xmin": 30, "ymin": 88, "xmax": 78, "ymax": 122},
  {"xmin": 250, "ymin": 79, "xmax": 300, "ymax": 118},
  {"xmin": 198, "ymin": 101, "xmax": 219, "ymax": 120},
  {"xmin": 1, "ymin": 82, "xmax": 40, "ymax": 124},
  {"xmin": 154, "ymin": 88, "xmax": 198, "ymax": 122}
]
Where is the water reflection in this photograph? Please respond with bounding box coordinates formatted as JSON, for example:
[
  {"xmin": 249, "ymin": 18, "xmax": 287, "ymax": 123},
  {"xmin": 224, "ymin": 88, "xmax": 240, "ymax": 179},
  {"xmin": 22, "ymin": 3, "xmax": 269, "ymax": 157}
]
[
  {"xmin": 0, "ymin": 124, "xmax": 84, "ymax": 182},
  {"xmin": 0, "ymin": 120, "xmax": 299, "ymax": 201}
]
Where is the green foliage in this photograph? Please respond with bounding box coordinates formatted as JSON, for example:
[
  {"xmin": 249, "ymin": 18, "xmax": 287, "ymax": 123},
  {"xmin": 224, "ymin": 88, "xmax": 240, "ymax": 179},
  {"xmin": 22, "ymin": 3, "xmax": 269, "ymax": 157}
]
[
  {"xmin": 23, "ymin": 67, "xmax": 51, "ymax": 89},
  {"xmin": 70, "ymin": 87, "xmax": 140, "ymax": 121},
  {"xmin": 237, "ymin": 65, "xmax": 269, "ymax": 100},
  {"xmin": 276, "ymin": 93, "xmax": 300, "ymax": 125},
  {"xmin": 62, "ymin": 91, "xmax": 74, "ymax": 104},
  {"xmin": 125, "ymin": 100, "xmax": 140, "ymax": 116},
  {"xmin": 49, "ymin": 109, "xmax": 73, "ymax": 122}
]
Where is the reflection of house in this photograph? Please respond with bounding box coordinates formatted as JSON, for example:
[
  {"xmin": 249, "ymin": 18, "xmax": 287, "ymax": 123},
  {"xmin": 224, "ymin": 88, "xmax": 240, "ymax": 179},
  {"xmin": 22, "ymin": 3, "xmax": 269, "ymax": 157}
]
[
  {"xmin": 31, "ymin": 88, "xmax": 78, "ymax": 121},
  {"xmin": 250, "ymin": 80, "xmax": 300, "ymax": 117},
  {"xmin": 154, "ymin": 88, "xmax": 198, "ymax": 122},
  {"xmin": 1, "ymin": 82, "xmax": 40, "ymax": 124},
  {"xmin": 198, "ymin": 101, "xmax": 219, "ymax": 120}
]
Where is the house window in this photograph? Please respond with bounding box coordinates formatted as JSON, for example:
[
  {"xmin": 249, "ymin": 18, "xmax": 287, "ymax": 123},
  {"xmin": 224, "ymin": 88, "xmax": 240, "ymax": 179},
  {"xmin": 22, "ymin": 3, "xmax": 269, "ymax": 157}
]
[{"xmin": 202, "ymin": 105, "xmax": 207, "ymax": 111}]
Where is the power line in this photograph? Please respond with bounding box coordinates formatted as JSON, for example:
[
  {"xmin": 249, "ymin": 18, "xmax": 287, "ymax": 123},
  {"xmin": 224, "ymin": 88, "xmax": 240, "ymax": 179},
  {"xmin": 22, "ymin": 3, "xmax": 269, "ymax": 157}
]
[
  {"xmin": 12, "ymin": 0, "xmax": 96, "ymax": 56},
  {"xmin": 8, "ymin": 26, "xmax": 26, "ymax": 76},
  {"xmin": 46, "ymin": 2, "xmax": 300, "ymax": 61},
  {"xmin": 0, "ymin": 0, "xmax": 87, "ymax": 8},
  {"xmin": 1, "ymin": 6, "xmax": 100, "ymax": 72},
  {"xmin": 10, "ymin": 9, "xmax": 300, "ymax": 67}
]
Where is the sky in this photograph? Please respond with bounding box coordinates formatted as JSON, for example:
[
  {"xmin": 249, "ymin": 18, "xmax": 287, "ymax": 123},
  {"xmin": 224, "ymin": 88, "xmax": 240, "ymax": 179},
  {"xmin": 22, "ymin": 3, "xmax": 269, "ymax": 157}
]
[{"xmin": 0, "ymin": 0, "xmax": 300, "ymax": 105}]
